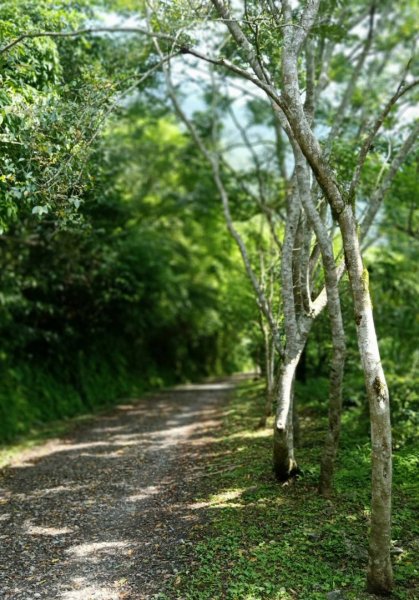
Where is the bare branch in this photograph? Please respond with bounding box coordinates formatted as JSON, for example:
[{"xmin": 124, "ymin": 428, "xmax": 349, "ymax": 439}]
[
  {"xmin": 225, "ymin": 103, "xmax": 284, "ymax": 251},
  {"xmin": 360, "ymin": 121, "xmax": 419, "ymax": 242},
  {"xmin": 148, "ymin": 19, "xmax": 284, "ymax": 356},
  {"xmin": 210, "ymin": 0, "xmax": 271, "ymax": 84},
  {"xmin": 327, "ymin": 2, "xmax": 376, "ymax": 145},
  {"xmin": 349, "ymin": 77, "xmax": 419, "ymax": 198},
  {"xmin": 0, "ymin": 26, "xmax": 176, "ymax": 55}
]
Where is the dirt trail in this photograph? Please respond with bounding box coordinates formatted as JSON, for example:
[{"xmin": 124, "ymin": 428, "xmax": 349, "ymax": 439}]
[{"xmin": 0, "ymin": 381, "xmax": 234, "ymax": 600}]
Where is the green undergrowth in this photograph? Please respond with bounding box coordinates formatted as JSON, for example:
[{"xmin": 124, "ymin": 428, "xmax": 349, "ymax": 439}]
[
  {"xmin": 0, "ymin": 350, "xmax": 175, "ymax": 456},
  {"xmin": 0, "ymin": 409, "xmax": 100, "ymax": 469},
  {"xmin": 163, "ymin": 379, "xmax": 418, "ymax": 600}
]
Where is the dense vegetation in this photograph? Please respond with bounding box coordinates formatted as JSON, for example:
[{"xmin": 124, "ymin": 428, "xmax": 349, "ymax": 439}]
[
  {"xmin": 0, "ymin": 0, "xmax": 418, "ymax": 596},
  {"xmin": 0, "ymin": 109, "xmax": 256, "ymax": 439},
  {"xmin": 0, "ymin": 0, "xmax": 257, "ymax": 439}
]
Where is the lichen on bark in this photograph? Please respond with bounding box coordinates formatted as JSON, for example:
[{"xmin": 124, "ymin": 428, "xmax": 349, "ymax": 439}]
[{"xmin": 373, "ymin": 375, "xmax": 386, "ymax": 399}]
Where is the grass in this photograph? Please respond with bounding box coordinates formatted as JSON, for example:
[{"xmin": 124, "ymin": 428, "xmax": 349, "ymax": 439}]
[{"xmin": 163, "ymin": 378, "xmax": 418, "ymax": 600}]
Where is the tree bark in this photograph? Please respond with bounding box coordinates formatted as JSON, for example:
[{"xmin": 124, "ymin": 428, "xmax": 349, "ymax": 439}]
[
  {"xmin": 318, "ymin": 341, "xmax": 345, "ymax": 496},
  {"xmin": 273, "ymin": 351, "xmax": 302, "ymax": 480},
  {"xmin": 293, "ymin": 146, "xmax": 346, "ymax": 497},
  {"xmin": 258, "ymin": 318, "xmax": 275, "ymax": 428}
]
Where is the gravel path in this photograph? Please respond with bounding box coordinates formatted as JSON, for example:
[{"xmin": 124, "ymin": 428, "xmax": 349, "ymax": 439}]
[{"xmin": 0, "ymin": 381, "xmax": 233, "ymax": 600}]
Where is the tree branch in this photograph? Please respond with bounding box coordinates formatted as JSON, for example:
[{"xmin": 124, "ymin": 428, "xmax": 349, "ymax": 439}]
[
  {"xmin": 360, "ymin": 121, "xmax": 419, "ymax": 243},
  {"xmin": 149, "ymin": 22, "xmax": 284, "ymax": 356},
  {"xmin": 327, "ymin": 2, "xmax": 376, "ymax": 146},
  {"xmin": 349, "ymin": 77, "xmax": 419, "ymax": 198}
]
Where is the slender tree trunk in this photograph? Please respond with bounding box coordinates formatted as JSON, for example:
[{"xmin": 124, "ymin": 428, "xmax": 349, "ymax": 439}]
[
  {"xmin": 316, "ymin": 153, "xmax": 392, "ymax": 593},
  {"xmin": 293, "ymin": 146, "xmax": 346, "ymax": 496},
  {"xmin": 273, "ymin": 351, "xmax": 301, "ymax": 480},
  {"xmin": 259, "ymin": 317, "xmax": 275, "ymax": 427},
  {"xmin": 297, "ymin": 156, "xmax": 393, "ymax": 592},
  {"xmin": 340, "ymin": 212, "xmax": 393, "ymax": 593},
  {"xmin": 318, "ymin": 338, "xmax": 345, "ymax": 496}
]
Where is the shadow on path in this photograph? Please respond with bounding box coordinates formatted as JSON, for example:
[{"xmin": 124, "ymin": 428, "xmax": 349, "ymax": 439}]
[{"xmin": 0, "ymin": 380, "xmax": 235, "ymax": 599}]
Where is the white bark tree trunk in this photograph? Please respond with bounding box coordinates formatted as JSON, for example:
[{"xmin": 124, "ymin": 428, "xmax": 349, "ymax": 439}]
[
  {"xmin": 340, "ymin": 212, "xmax": 393, "ymax": 593},
  {"xmin": 273, "ymin": 352, "xmax": 301, "ymax": 480},
  {"xmin": 293, "ymin": 145, "xmax": 346, "ymax": 496},
  {"xmin": 258, "ymin": 315, "xmax": 276, "ymax": 428}
]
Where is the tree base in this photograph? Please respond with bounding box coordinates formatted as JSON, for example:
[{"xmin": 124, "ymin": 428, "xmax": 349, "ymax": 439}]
[
  {"xmin": 367, "ymin": 562, "xmax": 393, "ymax": 596},
  {"xmin": 273, "ymin": 428, "xmax": 298, "ymax": 481},
  {"xmin": 318, "ymin": 483, "xmax": 332, "ymax": 498}
]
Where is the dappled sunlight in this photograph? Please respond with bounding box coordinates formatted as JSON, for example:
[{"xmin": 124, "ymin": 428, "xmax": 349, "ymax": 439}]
[
  {"xmin": 66, "ymin": 540, "xmax": 130, "ymax": 559},
  {"xmin": 77, "ymin": 450, "xmax": 128, "ymax": 459},
  {"xmin": 126, "ymin": 485, "xmax": 160, "ymax": 502},
  {"xmin": 210, "ymin": 488, "xmax": 245, "ymax": 503},
  {"xmin": 169, "ymin": 379, "xmax": 419, "ymax": 599},
  {"xmin": 60, "ymin": 578, "xmax": 120, "ymax": 600},
  {"xmin": 173, "ymin": 382, "xmax": 235, "ymax": 392},
  {"xmin": 192, "ymin": 488, "xmax": 246, "ymax": 509},
  {"xmin": 10, "ymin": 461, "xmax": 38, "ymax": 469},
  {"xmin": 107, "ymin": 439, "xmax": 140, "ymax": 447},
  {"xmin": 7, "ymin": 441, "xmax": 121, "ymax": 466},
  {"xmin": 108, "ymin": 434, "xmax": 143, "ymax": 444},
  {"xmin": 227, "ymin": 428, "xmax": 272, "ymax": 440},
  {"xmin": 31, "ymin": 484, "xmax": 89, "ymax": 497},
  {"xmin": 0, "ymin": 382, "xmax": 232, "ymax": 598},
  {"xmin": 91, "ymin": 425, "xmax": 128, "ymax": 434},
  {"xmin": 24, "ymin": 523, "xmax": 73, "ymax": 536}
]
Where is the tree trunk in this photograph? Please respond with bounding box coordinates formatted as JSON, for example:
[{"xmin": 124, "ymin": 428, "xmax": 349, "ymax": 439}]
[
  {"xmin": 258, "ymin": 318, "xmax": 275, "ymax": 427},
  {"xmin": 338, "ymin": 209, "xmax": 393, "ymax": 593},
  {"xmin": 318, "ymin": 340, "xmax": 345, "ymax": 496},
  {"xmin": 280, "ymin": 25, "xmax": 393, "ymax": 586},
  {"xmin": 273, "ymin": 354, "xmax": 301, "ymax": 480},
  {"xmin": 293, "ymin": 145, "xmax": 346, "ymax": 496}
]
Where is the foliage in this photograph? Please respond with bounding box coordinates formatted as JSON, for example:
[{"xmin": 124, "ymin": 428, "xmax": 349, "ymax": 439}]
[{"xmin": 0, "ymin": 96, "xmax": 257, "ymax": 441}]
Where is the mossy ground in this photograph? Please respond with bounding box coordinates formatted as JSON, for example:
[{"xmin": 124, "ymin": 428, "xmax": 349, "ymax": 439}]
[{"xmin": 163, "ymin": 379, "xmax": 418, "ymax": 600}]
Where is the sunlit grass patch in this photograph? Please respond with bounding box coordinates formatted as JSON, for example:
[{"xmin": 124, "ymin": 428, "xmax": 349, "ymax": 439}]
[
  {"xmin": 227, "ymin": 428, "xmax": 272, "ymax": 440},
  {"xmin": 169, "ymin": 378, "xmax": 419, "ymax": 600}
]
